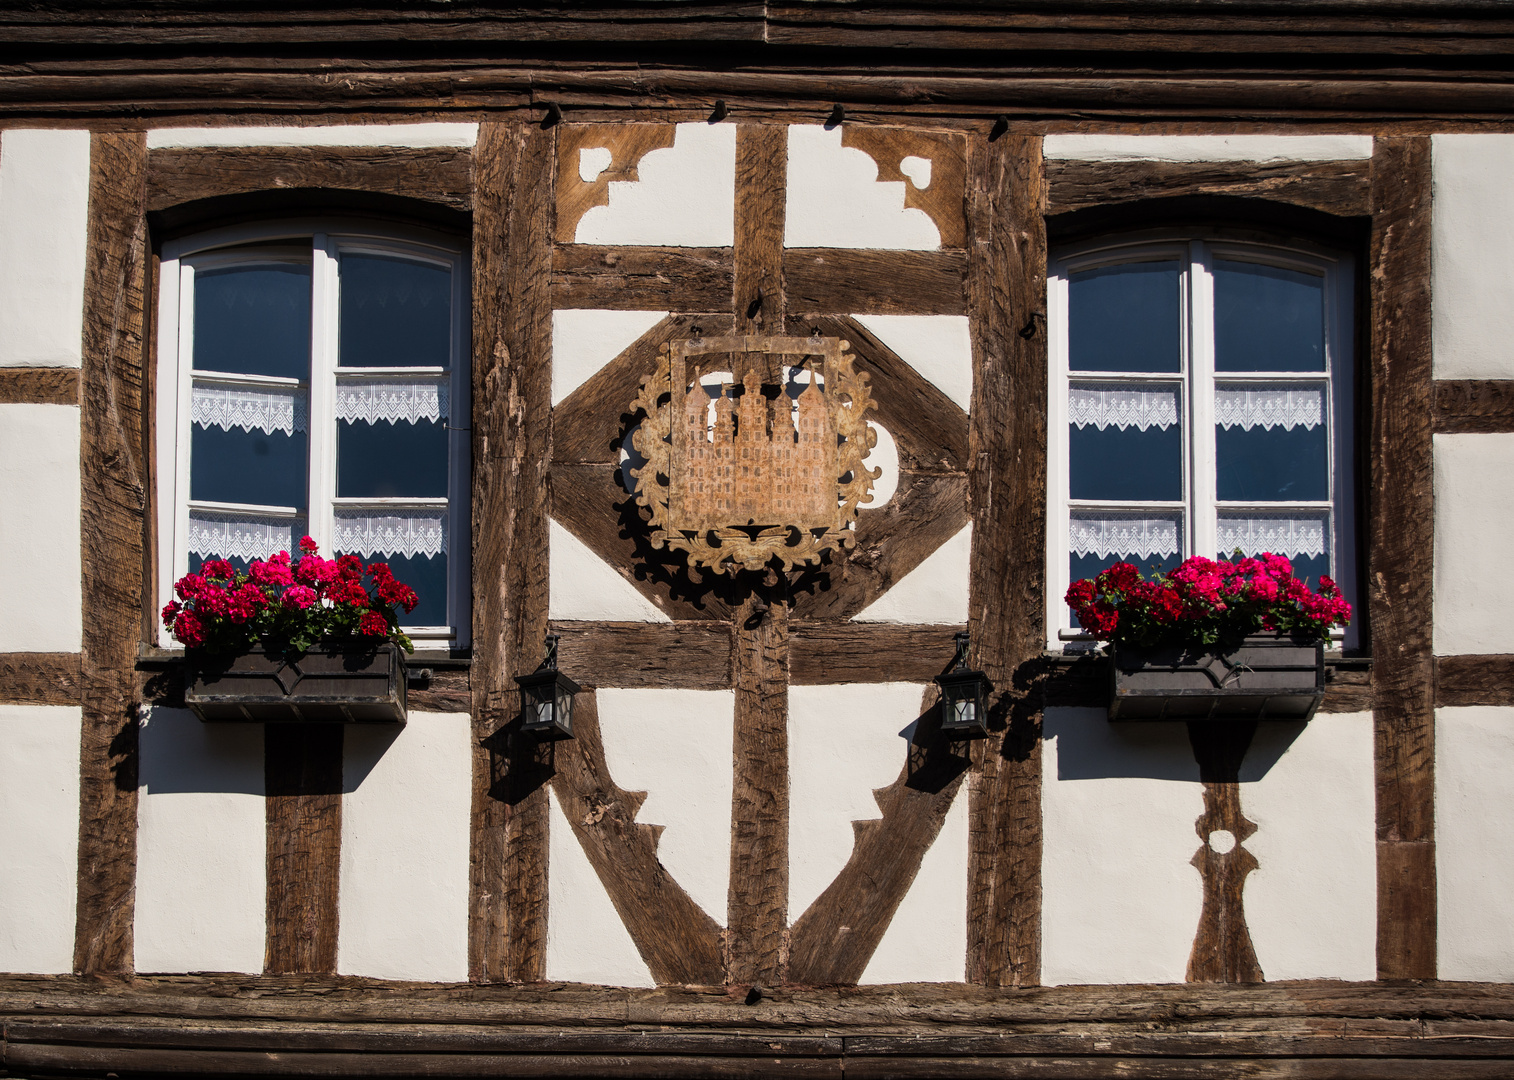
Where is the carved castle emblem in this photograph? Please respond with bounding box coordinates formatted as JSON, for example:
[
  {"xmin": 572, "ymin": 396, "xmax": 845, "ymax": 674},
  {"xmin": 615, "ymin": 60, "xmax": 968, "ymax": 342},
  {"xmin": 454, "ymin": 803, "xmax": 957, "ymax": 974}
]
[{"xmin": 629, "ymin": 333, "xmax": 877, "ymax": 574}]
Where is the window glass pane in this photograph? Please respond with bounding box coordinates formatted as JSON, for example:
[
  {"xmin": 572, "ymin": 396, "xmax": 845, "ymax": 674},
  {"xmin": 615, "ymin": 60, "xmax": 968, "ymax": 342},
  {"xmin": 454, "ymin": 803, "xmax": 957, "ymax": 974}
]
[
  {"xmin": 188, "ymin": 510, "xmax": 306, "ymax": 570},
  {"xmin": 339, "ymin": 253, "xmax": 451, "ymax": 369},
  {"xmin": 1068, "ymin": 511, "xmax": 1184, "ymax": 625},
  {"xmin": 193, "ymin": 263, "xmax": 311, "ymax": 378},
  {"xmin": 1215, "ymin": 420, "xmax": 1328, "ymax": 502},
  {"xmin": 337, "ymin": 418, "xmax": 448, "ymax": 498},
  {"xmin": 1069, "ymin": 261, "xmax": 1182, "ymax": 373},
  {"xmin": 1214, "ymin": 260, "xmax": 1325, "ymax": 372},
  {"xmin": 370, "ymin": 552, "xmax": 448, "ymax": 627},
  {"xmin": 1217, "ymin": 512, "xmax": 1334, "ymax": 591},
  {"xmin": 190, "ymin": 425, "xmax": 307, "ymax": 508},
  {"xmin": 1069, "ymin": 384, "xmax": 1182, "ymax": 502}
]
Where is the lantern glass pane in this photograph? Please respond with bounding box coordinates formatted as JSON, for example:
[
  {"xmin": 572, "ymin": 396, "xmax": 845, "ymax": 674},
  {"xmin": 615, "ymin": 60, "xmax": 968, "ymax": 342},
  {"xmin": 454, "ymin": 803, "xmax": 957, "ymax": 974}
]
[{"xmin": 556, "ymin": 686, "xmax": 575, "ymax": 731}]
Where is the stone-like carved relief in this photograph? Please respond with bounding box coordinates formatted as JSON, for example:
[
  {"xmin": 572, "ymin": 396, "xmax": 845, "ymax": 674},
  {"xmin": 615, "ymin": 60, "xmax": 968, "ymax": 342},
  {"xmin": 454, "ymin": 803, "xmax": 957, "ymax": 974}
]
[
  {"xmin": 841, "ymin": 127, "xmax": 967, "ymax": 249},
  {"xmin": 555, "ymin": 124, "xmax": 677, "ymax": 243}
]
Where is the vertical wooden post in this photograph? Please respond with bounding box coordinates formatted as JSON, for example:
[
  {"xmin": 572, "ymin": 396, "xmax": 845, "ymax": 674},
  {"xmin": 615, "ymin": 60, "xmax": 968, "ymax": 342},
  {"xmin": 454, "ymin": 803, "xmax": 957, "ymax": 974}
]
[
  {"xmin": 1369, "ymin": 136, "xmax": 1437, "ymax": 981},
  {"xmin": 965, "ymin": 132, "xmax": 1047, "ymax": 988},
  {"xmin": 75, "ymin": 131, "xmax": 149, "ymax": 975},
  {"xmin": 264, "ymin": 724, "xmax": 343, "ymax": 974},
  {"xmin": 469, "ymin": 120, "xmax": 556, "ymax": 982}
]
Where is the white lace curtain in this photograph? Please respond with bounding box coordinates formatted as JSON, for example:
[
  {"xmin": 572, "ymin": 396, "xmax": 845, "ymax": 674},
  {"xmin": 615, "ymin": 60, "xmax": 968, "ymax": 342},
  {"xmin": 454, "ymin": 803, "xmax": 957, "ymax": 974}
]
[
  {"xmin": 188, "ymin": 510, "xmax": 304, "ymax": 562},
  {"xmin": 1070, "ymin": 515, "xmax": 1181, "ymax": 560},
  {"xmin": 191, "ymin": 384, "xmax": 308, "ymax": 436},
  {"xmin": 1068, "ymin": 386, "xmax": 1179, "ymax": 431},
  {"xmin": 1214, "ymin": 386, "xmax": 1323, "ymax": 431},
  {"xmin": 335, "ymin": 381, "xmax": 449, "ymax": 426},
  {"xmin": 1217, "ymin": 516, "xmax": 1327, "ymax": 559},
  {"xmin": 333, "ymin": 511, "xmax": 447, "ymax": 559}
]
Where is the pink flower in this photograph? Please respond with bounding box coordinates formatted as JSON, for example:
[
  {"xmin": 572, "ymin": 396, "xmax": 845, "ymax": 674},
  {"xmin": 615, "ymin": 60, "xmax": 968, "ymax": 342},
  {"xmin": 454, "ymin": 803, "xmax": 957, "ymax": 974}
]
[
  {"xmin": 249, "ymin": 557, "xmax": 294, "ymax": 588},
  {"xmin": 295, "ymin": 555, "xmax": 339, "ymax": 588},
  {"xmin": 281, "ymin": 585, "xmax": 318, "ymax": 611},
  {"xmin": 337, "ymin": 554, "xmax": 364, "ymax": 582},
  {"xmin": 172, "ymin": 611, "xmax": 205, "ymax": 647},
  {"xmin": 175, "ymin": 573, "xmax": 208, "ymax": 601},
  {"xmin": 160, "ymin": 601, "xmax": 180, "ymax": 623},
  {"xmin": 1247, "ymin": 574, "xmax": 1280, "ymax": 602},
  {"xmin": 227, "ymin": 584, "xmax": 266, "ymax": 624},
  {"xmin": 299, "ymin": 535, "xmax": 320, "ymax": 555},
  {"xmin": 201, "ymin": 559, "xmax": 235, "ymax": 581},
  {"xmin": 358, "ymin": 610, "xmax": 390, "ymax": 637}
]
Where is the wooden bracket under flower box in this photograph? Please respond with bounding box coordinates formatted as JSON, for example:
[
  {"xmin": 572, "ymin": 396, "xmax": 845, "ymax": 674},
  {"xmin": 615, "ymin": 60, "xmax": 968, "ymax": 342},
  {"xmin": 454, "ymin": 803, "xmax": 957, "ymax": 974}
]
[
  {"xmin": 185, "ymin": 644, "xmax": 407, "ymax": 724},
  {"xmin": 1108, "ymin": 635, "xmax": 1324, "ymax": 722}
]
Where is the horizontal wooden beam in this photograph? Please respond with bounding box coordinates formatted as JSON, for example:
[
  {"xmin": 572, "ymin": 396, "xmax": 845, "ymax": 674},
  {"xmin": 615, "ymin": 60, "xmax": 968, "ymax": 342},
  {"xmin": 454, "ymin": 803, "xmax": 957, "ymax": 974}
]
[
  {"xmin": 551, "ymin": 621, "xmax": 733, "ymax": 690},
  {"xmin": 551, "ymin": 246, "xmax": 733, "ymax": 311},
  {"xmin": 789, "ymin": 622, "xmax": 964, "ymax": 685},
  {"xmin": 0, "ymin": 653, "xmax": 83, "ymax": 706},
  {"xmin": 0, "ymin": 367, "xmax": 79, "ymax": 406},
  {"xmin": 785, "ymin": 249, "xmax": 968, "ymax": 317},
  {"xmin": 1047, "ymin": 158, "xmax": 1371, "ymax": 218},
  {"xmin": 1437, "ymin": 654, "xmax": 1514, "ymax": 708},
  {"xmin": 1434, "ymin": 380, "xmax": 1514, "ymax": 434}
]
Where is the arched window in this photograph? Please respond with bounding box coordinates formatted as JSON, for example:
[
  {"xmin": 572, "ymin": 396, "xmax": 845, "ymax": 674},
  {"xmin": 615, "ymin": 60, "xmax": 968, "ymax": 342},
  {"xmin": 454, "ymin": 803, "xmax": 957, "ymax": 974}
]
[
  {"xmin": 154, "ymin": 221, "xmax": 471, "ymax": 645},
  {"xmin": 1046, "ymin": 232, "xmax": 1357, "ymax": 650}
]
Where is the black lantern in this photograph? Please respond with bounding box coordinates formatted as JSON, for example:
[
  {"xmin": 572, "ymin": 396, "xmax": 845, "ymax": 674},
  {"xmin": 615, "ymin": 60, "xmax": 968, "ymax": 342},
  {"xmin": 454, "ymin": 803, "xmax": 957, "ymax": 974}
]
[
  {"xmin": 515, "ymin": 635, "xmax": 581, "ymax": 739},
  {"xmin": 934, "ymin": 632, "xmax": 990, "ymax": 737}
]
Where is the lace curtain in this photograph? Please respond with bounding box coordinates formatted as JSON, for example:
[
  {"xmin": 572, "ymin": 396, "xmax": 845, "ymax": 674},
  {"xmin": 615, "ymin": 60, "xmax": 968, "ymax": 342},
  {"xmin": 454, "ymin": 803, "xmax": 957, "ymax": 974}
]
[
  {"xmin": 333, "ymin": 510, "xmax": 447, "ymax": 559},
  {"xmin": 1068, "ymin": 386, "xmax": 1179, "ymax": 431},
  {"xmin": 188, "ymin": 510, "xmax": 304, "ymax": 562},
  {"xmin": 1214, "ymin": 386, "xmax": 1323, "ymax": 431},
  {"xmin": 191, "ymin": 384, "xmax": 308, "ymax": 435},
  {"xmin": 1070, "ymin": 514, "xmax": 1181, "ymax": 560},
  {"xmin": 335, "ymin": 381, "xmax": 449, "ymax": 425},
  {"xmin": 1217, "ymin": 516, "xmax": 1327, "ymax": 559}
]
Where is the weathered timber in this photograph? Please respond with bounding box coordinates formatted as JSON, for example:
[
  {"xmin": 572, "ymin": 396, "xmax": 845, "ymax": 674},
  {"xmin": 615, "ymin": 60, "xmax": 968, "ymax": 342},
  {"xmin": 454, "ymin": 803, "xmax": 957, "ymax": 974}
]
[
  {"xmin": 549, "ymin": 622, "xmax": 733, "ymax": 690},
  {"xmin": 0, "ymin": 652, "xmax": 83, "ymax": 705},
  {"xmin": 734, "ymin": 124, "xmax": 786, "ymax": 337},
  {"xmin": 1185, "ymin": 722, "xmax": 1263, "ymax": 984},
  {"xmin": 965, "ymin": 133, "xmax": 1047, "ymax": 989},
  {"xmin": 263, "ymin": 724, "xmax": 343, "ymax": 975},
  {"xmin": 407, "ymin": 668, "xmax": 472, "ymax": 714},
  {"xmin": 785, "ymin": 250, "xmax": 967, "ymax": 317},
  {"xmin": 0, "ymin": 366, "xmax": 80, "ymax": 406},
  {"xmin": 788, "ymin": 624, "xmax": 965, "ymax": 686},
  {"xmin": 552, "ymin": 246, "xmax": 734, "ymax": 311},
  {"xmin": 549, "ymin": 692, "xmax": 726, "ymax": 986},
  {"xmin": 145, "ymin": 146, "xmax": 473, "ymax": 214},
  {"xmin": 1047, "ymin": 158, "xmax": 1372, "ymax": 218},
  {"xmin": 1436, "ymin": 655, "xmax": 1514, "ymax": 708},
  {"xmin": 469, "ymin": 121, "xmax": 554, "ymax": 984},
  {"xmin": 553, "ymin": 124, "xmax": 676, "ymax": 244},
  {"xmin": 1434, "ymin": 379, "xmax": 1514, "ymax": 434},
  {"xmin": 75, "ymin": 132, "xmax": 148, "ymax": 977},
  {"xmin": 840, "ymin": 127, "xmax": 968, "ymax": 248},
  {"xmin": 1369, "ymin": 136, "xmax": 1437, "ymax": 982}
]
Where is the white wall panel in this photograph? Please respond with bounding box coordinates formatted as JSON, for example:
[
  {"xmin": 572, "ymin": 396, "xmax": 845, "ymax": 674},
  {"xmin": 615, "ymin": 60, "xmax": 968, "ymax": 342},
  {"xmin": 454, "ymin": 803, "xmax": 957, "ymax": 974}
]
[
  {"xmin": 0, "ymin": 404, "xmax": 81, "ymax": 652},
  {"xmin": 552, "ymin": 309, "xmax": 667, "ymax": 406},
  {"xmin": 549, "ymin": 519, "xmax": 671, "ymax": 622},
  {"xmin": 1438, "ymin": 705, "xmax": 1514, "ymax": 981},
  {"xmin": 146, "ymin": 124, "xmax": 479, "ymax": 148},
  {"xmin": 852, "ymin": 315, "xmax": 974, "ymax": 413},
  {"xmin": 1434, "ymin": 433, "xmax": 1514, "ymax": 655},
  {"xmin": 340, "ymin": 713, "xmax": 470, "ymax": 982},
  {"xmin": 853, "ymin": 525, "xmax": 970, "ymax": 625},
  {"xmin": 0, "ymin": 129, "xmax": 90, "ymax": 367},
  {"xmin": 0, "ymin": 706, "xmax": 80, "ymax": 973},
  {"xmin": 575, "ymin": 122, "xmax": 735, "ymax": 247},
  {"xmin": 1432, "ymin": 134, "xmax": 1514, "ymax": 379},
  {"xmin": 1043, "ymin": 134, "xmax": 1373, "ymax": 162},
  {"xmin": 785, "ymin": 126, "xmax": 940, "ymax": 250}
]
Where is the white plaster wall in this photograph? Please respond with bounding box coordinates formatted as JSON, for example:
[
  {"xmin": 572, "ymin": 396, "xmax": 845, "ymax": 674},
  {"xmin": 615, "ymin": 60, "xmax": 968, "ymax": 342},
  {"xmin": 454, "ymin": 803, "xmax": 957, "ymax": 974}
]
[
  {"xmin": 135, "ymin": 707, "xmax": 265, "ymax": 973},
  {"xmin": 145, "ymin": 124, "xmax": 479, "ymax": 148},
  {"xmin": 789, "ymin": 683, "xmax": 925, "ymax": 922},
  {"xmin": 853, "ymin": 525, "xmax": 970, "ymax": 625},
  {"xmin": 0, "ymin": 129, "xmax": 90, "ymax": 367},
  {"xmin": 576, "ymin": 122, "xmax": 735, "ymax": 247},
  {"xmin": 858, "ymin": 421, "xmax": 899, "ymax": 509},
  {"xmin": 858, "ymin": 789, "xmax": 968, "ymax": 984},
  {"xmin": 1042, "ymin": 134, "xmax": 1373, "ymax": 162},
  {"xmin": 339, "ymin": 713, "xmax": 470, "ymax": 982},
  {"xmin": 549, "ymin": 519, "xmax": 671, "ymax": 622},
  {"xmin": 1041, "ymin": 708, "xmax": 1203, "ymax": 985},
  {"xmin": 0, "ymin": 404, "xmax": 81, "ymax": 652},
  {"xmin": 1432, "ymin": 134, "xmax": 1514, "ymax": 380},
  {"xmin": 1240, "ymin": 713, "xmax": 1376, "ymax": 982},
  {"xmin": 1437, "ymin": 705, "xmax": 1514, "ymax": 980},
  {"xmin": 1434, "ymin": 433, "xmax": 1514, "ymax": 655},
  {"xmin": 0, "ymin": 706, "xmax": 80, "ymax": 973},
  {"xmin": 597, "ymin": 689, "xmax": 734, "ymax": 926},
  {"xmin": 545, "ymin": 788, "xmax": 656, "ymax": 986},
  {"xmin": 852, "ymin": 315, "xmax": 974, "ymax": 413},
  {"xmin": 785, "ymin": 126, "xmax": 940, "ymax": 250},
  {"xmin": 552, "ymin": 309, "xmax": 667, "ymax": 406}
]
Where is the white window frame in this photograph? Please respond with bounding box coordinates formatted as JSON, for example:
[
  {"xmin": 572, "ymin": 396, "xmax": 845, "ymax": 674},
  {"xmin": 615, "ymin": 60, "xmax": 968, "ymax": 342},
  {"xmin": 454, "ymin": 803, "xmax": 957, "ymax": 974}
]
[
  {"xmin": 1046, "ymin": 232, "xmax": 1356, "ymax": 652},
  {"xmin": 155, "ymin": 219, "xmax": 472, "ymax": 647}
]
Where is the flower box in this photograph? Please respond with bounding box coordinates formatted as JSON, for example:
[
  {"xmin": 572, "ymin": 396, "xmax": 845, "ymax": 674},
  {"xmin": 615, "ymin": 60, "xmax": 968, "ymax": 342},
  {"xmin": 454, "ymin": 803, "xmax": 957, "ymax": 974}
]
[
  {"xmin": 1108, "ymin": 634, "xmax": 1324, "ymax": 722},
  {"xmin": 185, "ymin": 643, "xmax": 407, "ymax": 724}
]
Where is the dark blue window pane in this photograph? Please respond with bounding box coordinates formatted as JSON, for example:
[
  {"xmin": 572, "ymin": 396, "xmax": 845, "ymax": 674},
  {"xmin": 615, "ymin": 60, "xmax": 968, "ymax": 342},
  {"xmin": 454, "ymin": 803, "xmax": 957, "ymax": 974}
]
[
  {"xmin": 1070, "ymin": 424, "xmax": 1182, "ymax": 502},
  {"xmin": 193, "ymin": 263, "xmax": 311, "ymax": 378},
  {"xmin": 1215, "ymin": 424, "xmax": 1328, "ymax": 502},
  {"xmin": 337, "ymin": 419, "xmax": 448, "ymax": 498},
  {"xmin": 339, "ymin": 253, "xmax": 451, "ymax": 369},
  {"xmin": 190, "ymin": 552, "xmax": 253, "ymax": 577},
  {"xmin": 1214, "ymin": 260, "xmax": 1325, "ymax": 372},
  {"xmin": 365, "ymin": 552, "xmax": 448, "ymax": 627},
  {"xmin": 1069, "ymin": 262, "xmax": 1182, "ymax": 373},
  {"xmin": 190, "ymin": 426, "xmax": 308, "ymax": 509}
]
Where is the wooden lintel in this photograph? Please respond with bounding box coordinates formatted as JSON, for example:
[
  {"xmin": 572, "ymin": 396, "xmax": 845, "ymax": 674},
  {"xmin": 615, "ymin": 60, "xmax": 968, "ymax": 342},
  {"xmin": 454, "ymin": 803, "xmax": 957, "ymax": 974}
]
[
  {"xmin": 0, "ymin": 367, "xmax": 80, "ymax": 406},
  {"xmin": 788, "ymin": 623, "xmax": 964, "ymax": 685},
  {"xmin": 1047, "ymin": 157, "xmax": 1371, "ymax": 218},
  {"xmin": 552, "ymin": 245, "xmax": 734, "ymax": 312},
  {"xmin": 1433, "ymin": 379, "xmax": 1514, "ymax": 434},
  {"xmin": 784, "ymin": 249, "xmax": 968, "ymax": 317},
  {"xmin": 0, "ymin": 653, "xmax": 83, "ymax": 706},
  {"xmin": 549, "ymin": 622, "xmax": 733, "ymax": 690}
]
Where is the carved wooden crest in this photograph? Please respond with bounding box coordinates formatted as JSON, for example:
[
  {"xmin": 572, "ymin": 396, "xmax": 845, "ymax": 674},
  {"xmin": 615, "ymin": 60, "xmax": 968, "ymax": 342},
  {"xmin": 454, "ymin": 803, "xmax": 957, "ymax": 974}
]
[{"xmin": 629, "ymin": 333, "xmax": 877, "ymax": 574}]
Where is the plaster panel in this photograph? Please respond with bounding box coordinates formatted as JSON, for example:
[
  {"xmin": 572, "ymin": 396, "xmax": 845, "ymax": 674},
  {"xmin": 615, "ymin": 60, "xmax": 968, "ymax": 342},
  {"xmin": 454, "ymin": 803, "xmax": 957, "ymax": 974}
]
[
  {"xmin": 0, "ymin": 404, "xmax": 81, "ymax": 651},
  {"xmin": 1433, "ymin": 433, "xmax": 1514, "ymax": 655},
  {"xmin": 1041, "ymin": 708, "xmax": 1203, "ymax": 986},
  {"xmin": 1437, "ymin": 705, "xmax": 1514, "ymax": 980},
  {"xmin": 145, "ymin": 124, "xmax": 479, "ymax": 148},
  {"xmin": 852, "ymin": 315, "xmax": 974, "ymax": 413},
  {"xmin": 339, "ymin": 713, "xmax": 470, "ymax": 982},
  {"xmin": 789, "ymin": 683, "xmax": 926, "ymax": 922},
  {"xmin": 0, "ymin": 129, "xmax": 89, "ymax": 367},
  {"xmin": 852, "ymin": 524, "xmax": 970, "ymax": 625},
  {"xmin": 1432, "ymin": 135, "xmax": 1514, "ymax": 379},
  {"xmin": 549, "ymin": 519, "xmax": 671, "ymax": 622},
  {"xmin": 575, "ymin": 122, "xmax": 735, "ymax": 247},
  {"xmin": 1240, "ymin": 713, "xmax": 1376, "ymax": 982},
  {"xmin": 1043, "ymin": 134, "xmax": 1374, "ymax": 162},
  {"xmin": 785, "ymin": 126, "xmax": 940, "ymax": 250},
  {"xmin": 552, "ymin": 309, "xmax": 667, "ymax": 406},
  {"xmin": 859, "ymin": 788, "xmax": 968, "ymax": 984},
  {"xmin": 135, "ymin": 707, "xmax": 265, "ymax": 974},
  {"xmin": 597, "ymin": 689, "xmax": 734, "ymax": 926},
  {"xmin": 545, "ymin": 788, "xmax": 656, "ymax": 987},
  {"xmin": 0, "ymin": 706, "xmax": 80, "ymax": 973},
  {"xmin": 857, "ymin": 421, "xmax": 899, "ymax": 509}
]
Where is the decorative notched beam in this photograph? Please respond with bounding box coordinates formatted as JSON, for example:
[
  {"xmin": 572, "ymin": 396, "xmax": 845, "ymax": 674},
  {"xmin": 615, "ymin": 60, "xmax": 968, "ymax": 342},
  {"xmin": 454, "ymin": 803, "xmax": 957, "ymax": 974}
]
[{"xmin": 554, "ymin": 124, "xmax": 678, "ymax": 245}]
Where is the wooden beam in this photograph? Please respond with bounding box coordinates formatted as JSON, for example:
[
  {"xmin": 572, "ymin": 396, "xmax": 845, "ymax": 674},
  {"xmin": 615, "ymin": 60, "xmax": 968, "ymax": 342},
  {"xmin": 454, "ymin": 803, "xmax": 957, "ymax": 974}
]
[
  {"xmin": 785, "ymin": 249, "xmax": 967, "ymax": 317},
  {"xmin": 0, "ymin": 367, "xmax": 79, "ymax": 406},
  {"xmin": 1436, "ymin": 654, "xmax": 1514, "ymax": 708},
  {"xmin": 965, "ymin": 132, "xmax": 1047, "ymax": 989},
  {"xmin": 1433, "ymin": 379, "xmax": 1514, "ymax": 434},
  {"xmin": 263, "ymin": 724, "xmax": 342, "ymax": 975},
  {"xmin": 549, "ymin": 622, "xmax": 733, "ymax": 690},
  {"xmin": 0, "ymin": 652, "xmax": 83, "ymax": 706},
  {"xmin": 789, "ymin": 623, "xmax": 964, "ymax": 686},
  {"xmin": 1047, "ymin": 158, "xmax": 1371, "ymax": 218},
  {"xmin": 74, "ymin": 132, "xmax": 148, "ymax": 977},
  {"xmin": 551, "ymin": 246, "xmax": 734, "ymax": 312},
  {"xmin": 468, "ymin": 121, "xmax": 555, "ymax": 984},
  {"xmin": 1369, "ymin": 136, "xmax": 1437, "ymax": 982}
]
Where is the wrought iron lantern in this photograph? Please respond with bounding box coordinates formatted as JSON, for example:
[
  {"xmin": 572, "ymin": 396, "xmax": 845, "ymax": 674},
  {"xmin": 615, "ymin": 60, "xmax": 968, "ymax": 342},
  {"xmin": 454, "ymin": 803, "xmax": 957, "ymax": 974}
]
[
  {"xmin": 934, "ymin": 632, "xmax": 990, "ymax": 737},
  {"xmin": 515, "ymin": 634, "xmax": 581, "ymax": 739}
]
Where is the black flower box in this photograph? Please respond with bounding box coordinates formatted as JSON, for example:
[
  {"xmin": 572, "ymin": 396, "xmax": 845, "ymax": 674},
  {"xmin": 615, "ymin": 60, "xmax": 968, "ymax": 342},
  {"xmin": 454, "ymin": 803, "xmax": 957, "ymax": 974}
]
[
  {"xmin": 1108, "ymin": 634, "xmax": 1324, "ymax": 722},
  {"xmin": 185, "ymin": 644, "xmax": 407, "ymax": 724}
]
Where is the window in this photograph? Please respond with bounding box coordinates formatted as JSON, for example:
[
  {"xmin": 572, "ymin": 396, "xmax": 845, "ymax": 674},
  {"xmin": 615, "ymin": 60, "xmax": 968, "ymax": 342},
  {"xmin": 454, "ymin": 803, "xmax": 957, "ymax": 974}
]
[
  {"xmin": 155, "ymin": 222, "xmax": 470, "ymax": 645},
  {"xmin": 1046, "ymin": 233, "xmax": 1357, "ymax": 650}
]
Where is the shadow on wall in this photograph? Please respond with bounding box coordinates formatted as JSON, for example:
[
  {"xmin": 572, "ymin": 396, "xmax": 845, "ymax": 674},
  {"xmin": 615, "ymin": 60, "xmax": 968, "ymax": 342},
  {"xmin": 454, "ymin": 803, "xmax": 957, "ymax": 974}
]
[{"xmin": 1049, "ymin": 710, "xmax": 1306, "ymax": 782}]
